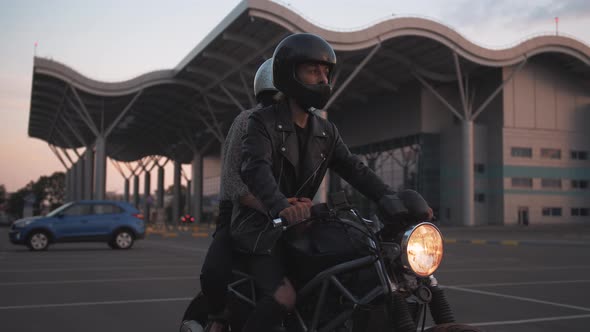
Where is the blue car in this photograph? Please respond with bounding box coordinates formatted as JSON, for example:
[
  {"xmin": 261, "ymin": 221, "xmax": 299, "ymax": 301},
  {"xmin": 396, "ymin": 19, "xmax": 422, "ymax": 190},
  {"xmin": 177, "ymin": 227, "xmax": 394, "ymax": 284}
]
[{"xmin": 9, "ymin": 200, "xmax": 145, "ymax": 251}]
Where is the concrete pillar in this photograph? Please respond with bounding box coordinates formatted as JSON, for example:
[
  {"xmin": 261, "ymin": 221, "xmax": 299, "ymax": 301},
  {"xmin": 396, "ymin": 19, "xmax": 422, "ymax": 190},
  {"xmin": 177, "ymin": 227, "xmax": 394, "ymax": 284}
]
[
  {"xmin": 84, "ymin": 148, "xmax": 94, "ymax": 200},
  {"xmin": 64, "ymin": 168, "xmax": 70, "ymax": 202},
  {"xmin": 157, "ymin": 166, "xmax": 164, "ymax": 208},
  {"xmin": 191, "ymin": 152, "xmax": 203, "ymax": 223},
  {"xmin": 462, "ymin": 119, "xmax": 475, "ymax": 226},
  {"xmin": 72, "ymin": 166, "xmax": 77, "ymax": 201},
  {"xmin": 72, "ymin": 163, "xmax": 78, "ymax": 201},
  {"xmin": 123, "ymin": 178, "xmax": 130, "ymax": 203},
  {"xmin": 76, "ymin": 159, "xmax": 84, "ymax": 201},
  {"xmin": 133, "ymin": 174, "xmax": 140, "ymax": 208},
  {"xmin": 144, "ymin": 170, "xmax": 151, "ymax": 223},
  {"xmin": 173, "ymin": 161, "xmax": 182, "ymax": 225},
  {"xmin": 185, "ymin": 179, "xmax": 192, "ymax": 220},
  {"xmin": 94, "ymin": 136, "xmax": 106, "ymax": 200}
]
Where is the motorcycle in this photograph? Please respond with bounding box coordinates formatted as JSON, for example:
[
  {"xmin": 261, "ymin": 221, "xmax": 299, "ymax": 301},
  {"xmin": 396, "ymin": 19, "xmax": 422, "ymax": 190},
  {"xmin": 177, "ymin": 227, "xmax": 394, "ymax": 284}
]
[{"xmin": 181, "ymin": 192, "xmax": 480, "ymax": 332}]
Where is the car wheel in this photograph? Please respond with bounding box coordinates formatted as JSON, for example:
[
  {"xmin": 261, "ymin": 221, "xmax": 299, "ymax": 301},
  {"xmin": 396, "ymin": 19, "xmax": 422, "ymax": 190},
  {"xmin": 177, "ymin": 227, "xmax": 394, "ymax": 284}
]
[
  {"xmin": 112, "ymin": 230, "xmax": 134, "ymax": 249},
  {"xmin": 27, "ymin": 231, "xmax": 50, "ymax": 251}
]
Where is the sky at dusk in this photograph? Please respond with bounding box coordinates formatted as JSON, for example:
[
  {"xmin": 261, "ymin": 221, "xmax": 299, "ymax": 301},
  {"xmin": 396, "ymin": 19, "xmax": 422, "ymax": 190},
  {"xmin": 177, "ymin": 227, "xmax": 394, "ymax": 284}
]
[{"xmin": 1, "ymin": 0, "xmax": 589, "ymax": 194}]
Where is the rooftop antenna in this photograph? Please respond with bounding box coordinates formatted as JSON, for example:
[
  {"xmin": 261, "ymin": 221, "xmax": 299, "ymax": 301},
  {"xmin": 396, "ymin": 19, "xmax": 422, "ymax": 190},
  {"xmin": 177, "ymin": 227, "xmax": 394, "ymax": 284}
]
[{"xmin": 554, "ymin": 16, "xmax": 559, "ymax": 36}]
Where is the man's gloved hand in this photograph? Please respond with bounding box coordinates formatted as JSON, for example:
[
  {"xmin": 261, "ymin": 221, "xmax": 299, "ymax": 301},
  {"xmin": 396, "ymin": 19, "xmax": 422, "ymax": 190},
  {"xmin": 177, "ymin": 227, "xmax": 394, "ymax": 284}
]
[
  {"xmin": 377, "ymin": 189, "xmax": 433, "ymax": 227},
  {"xmin": 279, "ymin": 197, "xmax": 312, "ymax": 225}
]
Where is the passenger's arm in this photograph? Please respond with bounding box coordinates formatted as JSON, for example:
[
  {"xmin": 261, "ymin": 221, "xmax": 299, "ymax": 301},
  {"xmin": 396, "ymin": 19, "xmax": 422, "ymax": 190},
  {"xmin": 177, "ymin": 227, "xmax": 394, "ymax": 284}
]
[{"xmin": 238, "ymin": 193, "xmax": 266, "ymax": 214}]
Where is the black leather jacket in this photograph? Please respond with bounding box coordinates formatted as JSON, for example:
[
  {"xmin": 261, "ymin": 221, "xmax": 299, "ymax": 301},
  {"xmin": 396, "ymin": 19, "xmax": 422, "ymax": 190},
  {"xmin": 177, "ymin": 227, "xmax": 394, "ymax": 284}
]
[{"xmin": 231, "ymin": 101, "xmax": 391, "ymax": 254}]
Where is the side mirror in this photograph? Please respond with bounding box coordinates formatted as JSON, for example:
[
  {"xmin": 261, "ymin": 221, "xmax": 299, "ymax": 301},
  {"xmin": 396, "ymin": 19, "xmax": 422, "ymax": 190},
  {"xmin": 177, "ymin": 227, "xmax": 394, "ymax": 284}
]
[{"xmin": 56, "ymin": 213, "xmax": 65, "ymax": 218}]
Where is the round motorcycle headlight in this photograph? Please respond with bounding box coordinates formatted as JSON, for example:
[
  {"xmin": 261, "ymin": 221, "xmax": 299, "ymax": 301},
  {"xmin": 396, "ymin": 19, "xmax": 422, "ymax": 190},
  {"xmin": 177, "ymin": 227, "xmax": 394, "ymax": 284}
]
[{"xmin": 401, "ymin": 223, "xmax": 444, "ymax": 277}]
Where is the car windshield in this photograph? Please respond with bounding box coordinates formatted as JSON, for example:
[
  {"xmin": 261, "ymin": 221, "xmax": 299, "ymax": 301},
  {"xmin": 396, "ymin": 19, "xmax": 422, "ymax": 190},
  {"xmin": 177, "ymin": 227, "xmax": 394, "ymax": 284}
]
[{"xmin": 46, "ymin": 202, "xmax": 75, "ymax": 217}]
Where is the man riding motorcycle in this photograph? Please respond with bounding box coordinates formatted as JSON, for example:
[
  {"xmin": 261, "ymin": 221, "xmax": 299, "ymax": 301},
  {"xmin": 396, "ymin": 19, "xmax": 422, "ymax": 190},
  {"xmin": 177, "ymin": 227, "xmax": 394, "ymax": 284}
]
[{"xmin": 233, "ymin": 33, "xmax": 433, "ymax": 332}]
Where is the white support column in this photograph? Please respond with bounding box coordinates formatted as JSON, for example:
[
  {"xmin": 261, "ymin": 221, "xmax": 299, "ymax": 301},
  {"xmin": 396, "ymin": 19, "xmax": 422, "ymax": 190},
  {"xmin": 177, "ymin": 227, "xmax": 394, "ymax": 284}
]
[
  {"xmin": 94, "ymin": 136, "xmax": 106, "ymax": 200},
  {"xmin": 462, "ymin": 120, "xmax": 475, "ymax": 227},
  {"xmin": 191, "ymin": 152, "xmax": 203, "ymax": 223},
  {"xmin": 453, "ymin": 52, "xmax": 474, "ymax": 227}
]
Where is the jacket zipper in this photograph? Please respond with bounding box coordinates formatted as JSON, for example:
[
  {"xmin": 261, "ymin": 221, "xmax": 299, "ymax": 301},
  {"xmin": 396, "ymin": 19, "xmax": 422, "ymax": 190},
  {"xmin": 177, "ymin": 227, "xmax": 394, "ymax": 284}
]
[
  {"xmin": 252, "ymin": 218, "xmax": 270, "ymax": 253},
  {"xmin": 294, "ymin": 156, "xmax": 327, "ymax": 197},
  {"xmin": 252, "ymin": 134, "xmax": 326, "ymax": 253}
]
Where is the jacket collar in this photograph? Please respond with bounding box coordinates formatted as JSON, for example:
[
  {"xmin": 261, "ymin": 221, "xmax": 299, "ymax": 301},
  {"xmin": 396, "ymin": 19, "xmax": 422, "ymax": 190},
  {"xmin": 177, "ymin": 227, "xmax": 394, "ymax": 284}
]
[
  {"xmin": 274, "ymin": 102, "xmax": 328, "ymax": 139},
  {"xmin": 274, "ymin": 101, "xmax": 329, "ymax": 186}
]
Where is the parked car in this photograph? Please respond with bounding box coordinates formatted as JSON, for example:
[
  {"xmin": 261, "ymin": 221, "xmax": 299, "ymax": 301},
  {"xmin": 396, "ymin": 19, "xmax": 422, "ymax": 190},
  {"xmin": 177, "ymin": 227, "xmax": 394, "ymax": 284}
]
[{"xmin": 8, "ymin": 200, "xmax": 145, "ymax": 251}]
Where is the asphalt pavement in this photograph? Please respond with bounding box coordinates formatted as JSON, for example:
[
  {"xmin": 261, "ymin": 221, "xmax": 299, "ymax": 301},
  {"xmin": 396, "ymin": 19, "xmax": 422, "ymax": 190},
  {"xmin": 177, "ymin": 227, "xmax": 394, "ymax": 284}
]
[
  {"xmin": 440, "ymin": 222, "xmax": 590, "ymax": 247},
  {"xmin": 1, "ymin": 223, "xmax": 589, "ymax": 331}
]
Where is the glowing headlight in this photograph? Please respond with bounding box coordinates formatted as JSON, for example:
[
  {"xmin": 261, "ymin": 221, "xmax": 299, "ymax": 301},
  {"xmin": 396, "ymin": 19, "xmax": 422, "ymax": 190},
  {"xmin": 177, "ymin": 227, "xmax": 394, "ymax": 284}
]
[{"xmin": 401, "ymin": 223, "xmax": 444, "ymax": 277}]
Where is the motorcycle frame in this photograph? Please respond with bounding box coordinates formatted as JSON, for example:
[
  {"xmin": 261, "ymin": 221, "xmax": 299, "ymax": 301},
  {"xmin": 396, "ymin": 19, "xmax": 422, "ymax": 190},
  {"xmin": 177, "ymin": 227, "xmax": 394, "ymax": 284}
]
[{"xmin": 228, "ymin": 254, "xmax": 395, "ymax": 332}]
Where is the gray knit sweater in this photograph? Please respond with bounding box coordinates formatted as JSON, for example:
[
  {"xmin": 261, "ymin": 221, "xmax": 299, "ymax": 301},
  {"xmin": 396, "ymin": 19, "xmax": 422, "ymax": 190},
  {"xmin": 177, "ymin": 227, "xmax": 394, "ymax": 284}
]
[{"xmin": 218, "ymin": 107, "xmax": 258, "ymax": 201}]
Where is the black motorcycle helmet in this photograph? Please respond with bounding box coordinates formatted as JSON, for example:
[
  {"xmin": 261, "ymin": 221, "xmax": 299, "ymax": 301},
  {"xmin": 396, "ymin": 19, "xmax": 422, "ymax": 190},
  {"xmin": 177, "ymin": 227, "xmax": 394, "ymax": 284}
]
[{"xmin": 272, "ymin": 33, "xmax": 337, "ymax": 110}]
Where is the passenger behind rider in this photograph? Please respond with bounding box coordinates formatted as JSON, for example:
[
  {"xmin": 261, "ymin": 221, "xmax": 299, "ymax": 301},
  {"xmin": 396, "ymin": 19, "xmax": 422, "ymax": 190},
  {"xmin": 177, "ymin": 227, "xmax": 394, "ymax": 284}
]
[
  {"xmin": 234, "ymin": 33, "xmax": 433, "ymax": 332},
  {"xmin": 180, "ymin": 58, "xmax": 281, "ymax": 332}
]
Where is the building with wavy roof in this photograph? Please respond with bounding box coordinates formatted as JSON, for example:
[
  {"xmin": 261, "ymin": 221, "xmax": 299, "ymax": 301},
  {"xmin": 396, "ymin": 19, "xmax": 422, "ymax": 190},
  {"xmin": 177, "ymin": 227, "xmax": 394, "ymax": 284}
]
[{"xmin": 29, "ymin": 0, "xmax": 590, "ymax": 225}]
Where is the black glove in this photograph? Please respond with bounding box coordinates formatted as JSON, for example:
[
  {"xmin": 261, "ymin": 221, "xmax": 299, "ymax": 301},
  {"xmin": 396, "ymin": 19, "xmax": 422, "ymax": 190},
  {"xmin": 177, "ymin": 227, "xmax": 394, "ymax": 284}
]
[{"xmin": 377, "ymin": 189, "xmax": 431, "ymax": 227}]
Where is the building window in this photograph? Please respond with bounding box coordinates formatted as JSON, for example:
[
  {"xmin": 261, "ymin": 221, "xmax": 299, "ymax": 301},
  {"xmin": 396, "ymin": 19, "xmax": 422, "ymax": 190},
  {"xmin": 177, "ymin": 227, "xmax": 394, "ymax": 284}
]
[
  {"xmin": 511, "ymin": 147, "xmax": 532, "ymax": 158},
  {"xmin": 512, "ymin": 177, "xmax": 533, "ymax": 188},
  {"xmin": 572, "ymin": 208, "xmax": 589, "ymax": 216},
  {"xmin": 540, "ymin": 148, "xmax": 561, "ymax": 159},
  {"xmin": 571, "ymin": 150, "xmax": 589, "ymax": 160},
  {"xmin": 541, "ymin": 178, "xmax": 562, "ymax": 189},
  {"xmin": 542, "ymin": 207, "xmax": 562, "ymax": 216},
  {"xmin": 474, "ymin": 193, "xmax": 486, "ymax": 202},
  {"xmin": 572, "ymin": 180, "xmax": 589, "ymax": 189},
  {"xmin": 474, "ymin": 163, "xmax": 485, "ymax": 174}
]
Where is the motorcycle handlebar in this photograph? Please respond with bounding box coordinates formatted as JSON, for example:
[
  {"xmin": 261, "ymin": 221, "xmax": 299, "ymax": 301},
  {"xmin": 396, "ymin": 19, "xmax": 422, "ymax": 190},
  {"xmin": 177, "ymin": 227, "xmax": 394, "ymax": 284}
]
[{"xmin": 272, "ymin": 203, "xmax": 331, "ymax": 229}]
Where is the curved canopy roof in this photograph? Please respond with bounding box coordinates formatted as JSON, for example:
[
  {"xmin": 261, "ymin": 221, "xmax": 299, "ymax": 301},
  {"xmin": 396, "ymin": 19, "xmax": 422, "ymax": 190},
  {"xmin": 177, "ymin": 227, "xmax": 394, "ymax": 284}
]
[{"xmin": 29, "ymin": 0, "xmax": 590, "ymax": 163}]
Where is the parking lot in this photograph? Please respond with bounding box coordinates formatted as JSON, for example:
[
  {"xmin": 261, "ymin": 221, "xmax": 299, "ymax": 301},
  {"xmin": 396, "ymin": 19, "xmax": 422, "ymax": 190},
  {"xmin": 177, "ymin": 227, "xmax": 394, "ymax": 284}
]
[{"xmin": 1, "ymin": 224, "xmax": 590, "ymax": 332}]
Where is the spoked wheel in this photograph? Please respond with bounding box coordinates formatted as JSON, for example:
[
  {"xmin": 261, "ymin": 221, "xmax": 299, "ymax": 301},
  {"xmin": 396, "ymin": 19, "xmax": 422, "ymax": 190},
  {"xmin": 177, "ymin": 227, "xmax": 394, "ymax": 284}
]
[
  {"xmin": 111, "ymin": 230, "xmax": 134, "ymax": 249},
  {"xmin": 424, "ymin": 323, "xmax": 483, "ymax": 332},
  {"xmin": 27, "ymin": 231, "xmax": 50, "ymax": 251}
]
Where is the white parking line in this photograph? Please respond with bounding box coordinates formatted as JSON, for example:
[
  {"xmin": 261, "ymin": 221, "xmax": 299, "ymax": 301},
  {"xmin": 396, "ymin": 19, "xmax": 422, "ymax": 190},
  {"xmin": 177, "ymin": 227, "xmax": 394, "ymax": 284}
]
[
  {"xmin": 440, "ymin": 265, "xmax": 590, "ymax": 273},
  {"xmin": 0, "ymin": 265, "xmax": 195, "ymax": 273},
  {"xmin": 0, "ymin": 256, "xmax": 196, "ymax": 265},
  {"xmin": 445, "ymin": 285, "xmax": 590, "ymax": 312},
  {"xmin": 468, "ymin": 313, "xmax": 590, "ymax": 327},
  {"xmin": 146, "ymin": 241, "xmax": 209, "ymax": 253},
  {"xmin": 0, "ymin": 297, "xmax": 193, "ymax": 310},
  {"xmin": 448, "ymin": 279, "xmax": 590, "ymax": 288},
  {"xmin": 0, "ymin": 276, "xmax": 198, "ymax": 286}
]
